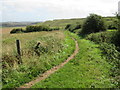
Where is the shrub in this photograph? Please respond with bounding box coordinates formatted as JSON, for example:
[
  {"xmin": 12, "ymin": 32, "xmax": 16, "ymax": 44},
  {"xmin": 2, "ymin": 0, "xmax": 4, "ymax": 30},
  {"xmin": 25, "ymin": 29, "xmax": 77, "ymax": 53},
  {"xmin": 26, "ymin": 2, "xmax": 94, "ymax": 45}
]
[
  {"xmin": 81, "ymin": 14, "xmax": 106, "ymax": 34},
  {"xmin": 26, "ymin": 25, "xmax": 51, "ymax": 32},
  {"xmin": 107, "ymin": 20, "xmax": 118, "ymax": 30},
  {"xmin": 65, "ymin": 24, "xmax": 71, "ymax": 30},
  {"xmin": 108, "ymin": 24, "xmax": 117, "ymax": 29},
  {"xmin": 10, "ymin": 25, "xmax": 59, "ymax": 34},
  {"xmin": 65, "ymin": 24, "xmax": 81, "ymax": 33},
  {"xmin": 86, "ymin": 31, "xmax": 120, "ymax": 47},
  {"xmin": 10, "ymin": 28, "xmax": 23, "ymax": 34}
]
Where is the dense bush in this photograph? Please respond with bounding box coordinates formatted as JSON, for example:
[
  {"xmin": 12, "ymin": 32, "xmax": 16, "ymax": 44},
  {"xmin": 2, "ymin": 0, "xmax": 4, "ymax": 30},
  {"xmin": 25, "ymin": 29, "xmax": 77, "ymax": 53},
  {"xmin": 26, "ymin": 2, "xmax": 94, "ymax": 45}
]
[
  {"xmin": 86, "ymin": 31, "xmax": 120, "ymax": 47},
  {"xmin": 10, "ymin": 28, "xmax": 24, "ymax": 34},
  {"xmin": 10, "ymin": 25, "xmax": 59, "ymax": 34},
  {"xmin": 65, "ymin": 24, "xmax": 81, "ymax": 33},
  {"xmin": 81, "ymin": 14, "xmax": 106, "ymax": 34},
  {"xmin": 26, "ymin": 25, "xmax": 51, "ymax": 32},
  {"xmin": 107, "ymin": 20, "xmax": 118, "ymax": 30}
]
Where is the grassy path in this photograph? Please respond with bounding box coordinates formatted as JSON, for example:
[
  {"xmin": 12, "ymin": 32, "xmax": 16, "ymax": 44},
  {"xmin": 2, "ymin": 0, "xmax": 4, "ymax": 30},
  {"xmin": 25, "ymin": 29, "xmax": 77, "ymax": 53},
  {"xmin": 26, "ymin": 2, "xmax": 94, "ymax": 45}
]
[
  {"xmin": 2, "ymin": 31, "xmax": 76, "ymax": 88},
  {"xmin": 18, "ymin": 38, "xmax": 79, "ymax": 88},
  {"xmin": 32, "ymin": 32, "xmax": 114, "ymax": 88}
]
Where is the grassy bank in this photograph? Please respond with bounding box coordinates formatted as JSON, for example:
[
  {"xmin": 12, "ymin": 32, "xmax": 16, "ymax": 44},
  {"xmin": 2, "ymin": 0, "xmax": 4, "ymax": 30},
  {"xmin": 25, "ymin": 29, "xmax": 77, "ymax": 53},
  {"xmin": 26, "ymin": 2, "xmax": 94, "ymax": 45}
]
[
  {"xmin": 85, "ymin": 31, "xmax": 120, "ymax": 87},
  {"xmin": 2, "ymin": 31, "xmax": 75, "ymax": 88},
  {"xmin": 32, "ymin": 31, "xmax": 115, "ymax": 88}
]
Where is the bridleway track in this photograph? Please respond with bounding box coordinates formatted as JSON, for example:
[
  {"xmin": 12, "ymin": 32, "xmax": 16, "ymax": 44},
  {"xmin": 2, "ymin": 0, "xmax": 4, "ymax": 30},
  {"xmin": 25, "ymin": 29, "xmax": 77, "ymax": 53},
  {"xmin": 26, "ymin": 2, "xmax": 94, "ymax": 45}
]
[{"xmin": 18, "ymin": 38, "xmax": 79, "ymax": 88}]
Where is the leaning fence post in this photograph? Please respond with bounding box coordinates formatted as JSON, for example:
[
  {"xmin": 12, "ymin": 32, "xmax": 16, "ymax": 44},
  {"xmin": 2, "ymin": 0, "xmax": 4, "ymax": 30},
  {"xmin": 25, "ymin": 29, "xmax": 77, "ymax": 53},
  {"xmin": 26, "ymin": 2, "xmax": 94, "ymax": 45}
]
[
  {"xmin": 34, "ymin": 42, "xmax": 41, "ymax": 56},
  {"xmin": 16, "ymin": 40, "xmax": 22, "ymax": 64}
]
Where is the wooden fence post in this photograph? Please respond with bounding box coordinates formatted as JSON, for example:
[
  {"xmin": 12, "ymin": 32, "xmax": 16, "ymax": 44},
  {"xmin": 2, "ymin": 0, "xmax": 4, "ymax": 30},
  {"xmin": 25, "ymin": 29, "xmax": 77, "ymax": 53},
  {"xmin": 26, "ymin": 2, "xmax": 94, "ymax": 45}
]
[
  {"xmin": 16, "ymin": 40, "xmax": 22, "ymax": 64},
  {"xmin": 34, "ymin": 42, "xmax": 41, "ymax": 56}
]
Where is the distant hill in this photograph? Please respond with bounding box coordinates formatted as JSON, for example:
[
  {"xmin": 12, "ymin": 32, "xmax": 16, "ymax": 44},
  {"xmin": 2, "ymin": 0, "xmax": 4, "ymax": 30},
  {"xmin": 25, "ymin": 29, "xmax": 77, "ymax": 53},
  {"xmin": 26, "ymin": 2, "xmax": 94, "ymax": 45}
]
[
  {"xmin": 1, "ymin": 22, "xmax": 42, "ymax": 27},
  {"xmin": 37, "ymin": 18, "xmax": 85, "ymax": 29},
  {"xmin": 1, "ymin": 16, "xmax": 116, "ymax": 28},
  {"xmin": 37, "ymin": 16, "xmax": 116, "ymax": 29}
]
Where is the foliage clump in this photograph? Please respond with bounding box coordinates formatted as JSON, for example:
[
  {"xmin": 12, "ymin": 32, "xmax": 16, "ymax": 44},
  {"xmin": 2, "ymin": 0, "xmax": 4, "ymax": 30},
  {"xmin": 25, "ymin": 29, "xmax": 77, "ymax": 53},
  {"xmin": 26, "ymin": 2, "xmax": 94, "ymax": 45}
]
[
  {"xmin": 86, "ymin": 31, "xmax": 120, "ymax": 47},
  {"xmin": 26, "ymin": 25, "xmax": 51, "ymax": 32},
  {"xmin": 81, "ymin": 14, "xmax": 106, "ymax": 34},
  {"xmin": 10, "ymin": 25, "xmax": 59, "ymax": 34},
  {"xmin": 65, "ymin": 23, "xmax": 81, "ymax": 33},
  {"xmin": 107, "ymin": 20, "xmax": 118, "ymax": 30},
  {"xmin": 10, "ymin": 28, "xmax": 24, "ymax": 34}
]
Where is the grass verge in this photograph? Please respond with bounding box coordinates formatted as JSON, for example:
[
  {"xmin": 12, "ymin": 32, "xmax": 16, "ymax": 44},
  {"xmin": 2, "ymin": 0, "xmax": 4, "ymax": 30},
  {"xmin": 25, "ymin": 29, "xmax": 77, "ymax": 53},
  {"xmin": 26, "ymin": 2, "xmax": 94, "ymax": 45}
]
[{"xmin": 32, "ymin": 31, "xmax": 115, "ymax": 88}]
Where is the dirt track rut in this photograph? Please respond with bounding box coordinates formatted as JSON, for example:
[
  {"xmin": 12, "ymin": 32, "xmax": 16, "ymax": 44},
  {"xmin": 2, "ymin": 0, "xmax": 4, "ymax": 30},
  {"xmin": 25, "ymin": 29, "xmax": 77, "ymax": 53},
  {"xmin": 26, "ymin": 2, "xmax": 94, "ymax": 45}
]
[{"xmin": 18, "ymin": 38, "xmax": 79, "ymax": 88}]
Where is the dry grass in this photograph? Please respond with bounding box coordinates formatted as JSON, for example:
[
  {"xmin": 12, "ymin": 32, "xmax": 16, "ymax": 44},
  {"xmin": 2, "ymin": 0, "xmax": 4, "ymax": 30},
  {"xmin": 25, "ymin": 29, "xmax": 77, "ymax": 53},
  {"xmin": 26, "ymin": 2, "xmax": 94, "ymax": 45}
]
[
  {"xmin": 1, "ymin": 27, "xmax": 25, "ymax": 34},
  {"xmin": 2, "ymin": 30, "xmax": 64, "ymax": 54}
]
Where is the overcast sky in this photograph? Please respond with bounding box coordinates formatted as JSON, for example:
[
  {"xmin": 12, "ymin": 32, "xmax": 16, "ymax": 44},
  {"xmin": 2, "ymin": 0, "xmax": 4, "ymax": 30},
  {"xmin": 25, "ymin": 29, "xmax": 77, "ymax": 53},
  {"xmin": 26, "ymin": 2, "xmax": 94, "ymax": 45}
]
[{"xmin": 0, "ymin": 0, "xmax": 120, "ymax": 22}]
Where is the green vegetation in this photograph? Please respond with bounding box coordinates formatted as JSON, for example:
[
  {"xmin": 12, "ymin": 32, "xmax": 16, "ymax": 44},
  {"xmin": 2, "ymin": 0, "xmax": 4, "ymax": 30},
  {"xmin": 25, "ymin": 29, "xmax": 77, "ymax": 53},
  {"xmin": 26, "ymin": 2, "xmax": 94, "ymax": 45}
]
[
  {"xmin": 10, "ymin": 25, "xmax": 59, "ymax": 34},
  {"xmin": 81, "ymin": 14, "xmax": 120, "ymax": 88},
  {"xmin": 81, "ymin": 14, "xmax": 106, "ymax": 34},
  {"xmin": 2, "ymin": 31, "xmax": 75, "ymax": 88},
  {"xmin": 65, "ymin": 23, "xmax": 81, "ymax": 33},
  {"xmin": 117, "ymin": 14, "xmax": 120, "ymax": 31},
  {"xmin": 37, "ymin": 17, "xmax": 116, "ymax": 30},
  {"xmin": 105, "ymin": 17, "xmax": 118, "ymax": 30},
  {"xmin": 4, "ymin": 16, "xmax": 116, "ymax": 33},
  {"xmin": 86, "ymin": 31, "xmax": 120, "ymax": 46},
  {"xmin": 33, "ymin": 15, "xmax": 116, "ymax": 35},
  {"xmin": 2, "ymin": 13, "xmax": 120, "ymax": 88},
  {"xmin": 26, "ymin": 25, "xmax": 51, "ymax": 32},
  {"xmin": 85, "ymin": 31, "xmax": 120, "ymax": 87},
  {"xmin": 37, "ymin": 18, "xmax": 84, "ymax": 29},
  {"xmin": 10, "ymin": 28, "xmax": 24, "ymax": 34},
  {"xmin": 32, "ymin": 32, "xmax": 115, "ymax": 88},
  {"xmin": 107, "ymin": 21, "xmax": 118, "ymax": 30}
]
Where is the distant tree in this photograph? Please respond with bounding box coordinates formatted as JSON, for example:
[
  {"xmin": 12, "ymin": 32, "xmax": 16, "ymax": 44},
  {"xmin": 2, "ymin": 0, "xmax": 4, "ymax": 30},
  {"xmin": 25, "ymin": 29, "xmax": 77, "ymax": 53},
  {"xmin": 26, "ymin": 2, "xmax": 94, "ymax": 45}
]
[{"xmin": 81, "ymin": 14, "xmax": 106, "ymax": 34}]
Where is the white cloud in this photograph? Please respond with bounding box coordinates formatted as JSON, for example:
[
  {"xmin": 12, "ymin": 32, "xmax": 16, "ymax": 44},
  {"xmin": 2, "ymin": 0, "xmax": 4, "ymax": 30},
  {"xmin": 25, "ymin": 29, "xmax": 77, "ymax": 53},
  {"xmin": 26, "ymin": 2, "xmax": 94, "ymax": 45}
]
[{"xmin": 1, "ymin": 0, "xmax": 120, "ymax": 21}]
